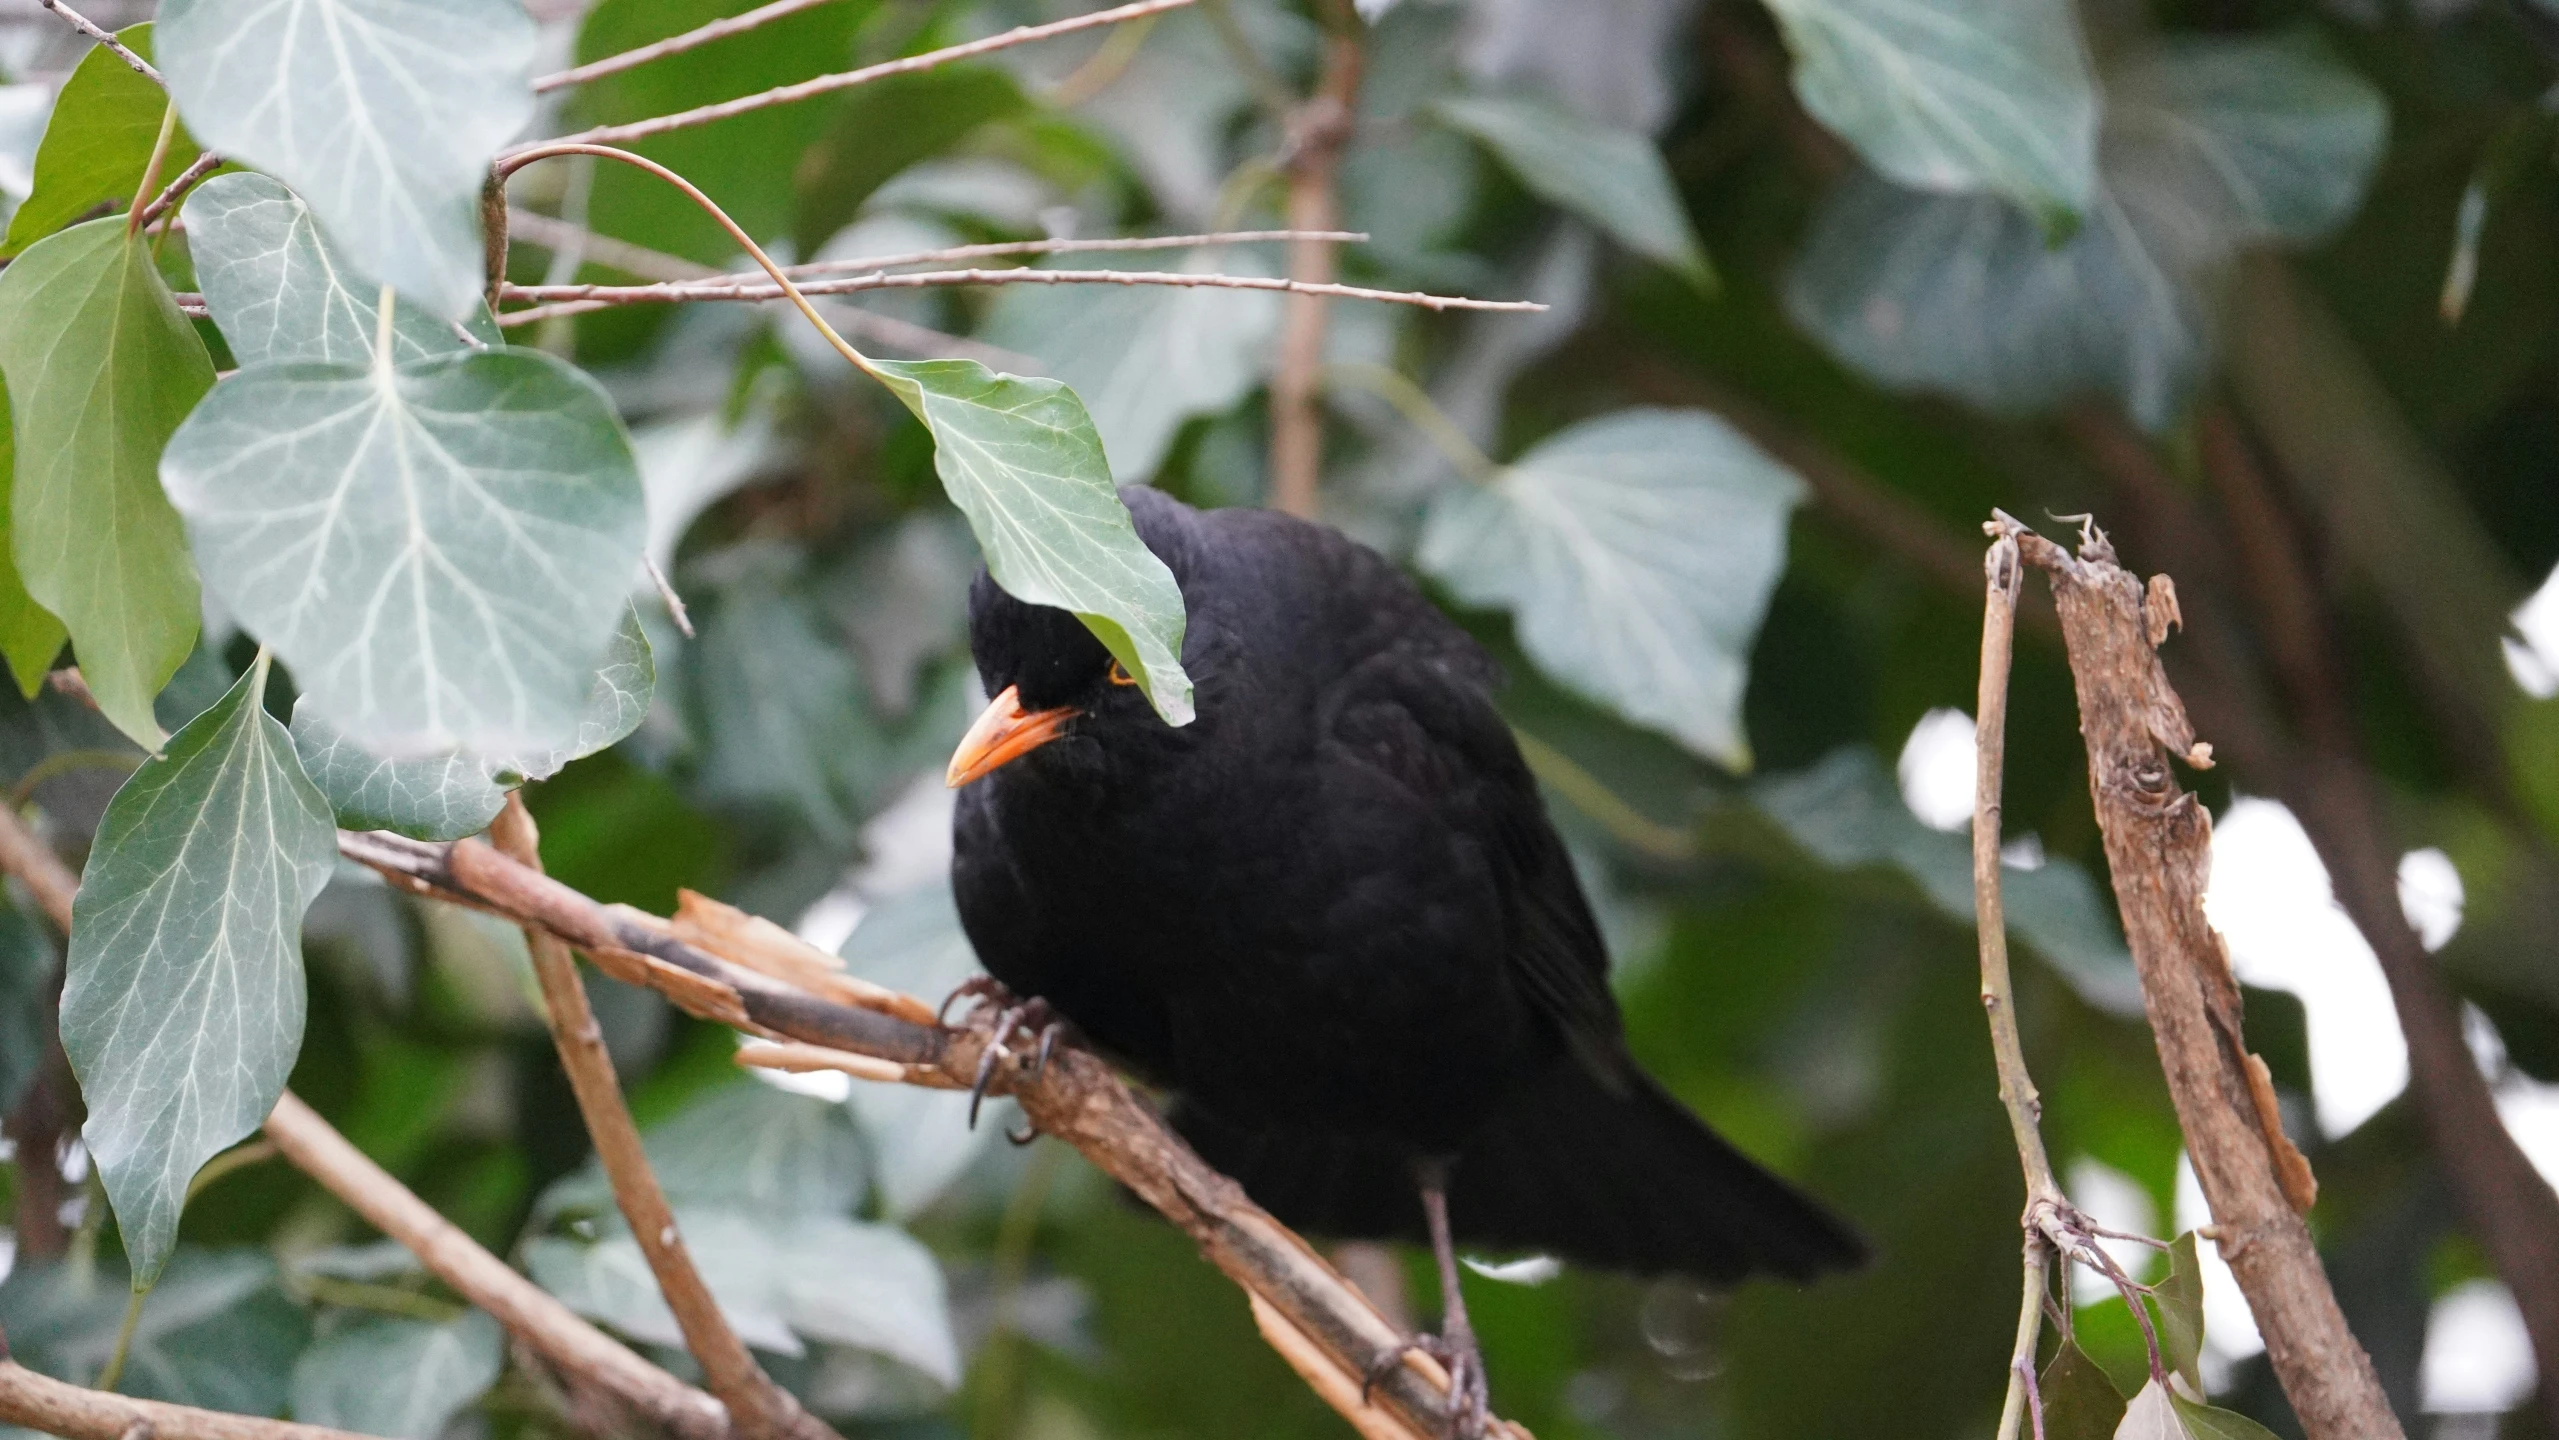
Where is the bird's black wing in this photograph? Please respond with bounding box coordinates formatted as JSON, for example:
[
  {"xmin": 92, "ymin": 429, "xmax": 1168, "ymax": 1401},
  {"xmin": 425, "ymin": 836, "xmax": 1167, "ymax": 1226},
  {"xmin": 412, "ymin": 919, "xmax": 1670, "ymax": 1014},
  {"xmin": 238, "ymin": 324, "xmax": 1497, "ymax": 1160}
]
[{"xmin": 1316, "ymin": 634, "xmax": 1632, "ymax": 1088}]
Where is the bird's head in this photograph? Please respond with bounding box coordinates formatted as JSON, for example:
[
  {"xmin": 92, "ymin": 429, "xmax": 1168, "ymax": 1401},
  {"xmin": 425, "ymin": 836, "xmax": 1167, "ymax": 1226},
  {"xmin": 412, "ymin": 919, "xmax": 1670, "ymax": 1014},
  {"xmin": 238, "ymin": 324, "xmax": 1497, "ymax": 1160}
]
[{"xmin": 945, "ymin": 569, "xmax": 1167, "ymax": 789}]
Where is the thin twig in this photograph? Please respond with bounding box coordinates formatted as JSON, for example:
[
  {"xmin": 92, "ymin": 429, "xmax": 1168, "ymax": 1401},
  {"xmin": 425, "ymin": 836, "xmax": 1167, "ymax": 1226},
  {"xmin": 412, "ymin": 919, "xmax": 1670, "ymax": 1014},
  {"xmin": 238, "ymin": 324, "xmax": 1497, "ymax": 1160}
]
[
  {"xmin": 36, "ymin": 0, "xmax": 158, "ymax": 84},
  {"xmin": 0, "ymin": 1360, "xmax": 376, "ymax": 1440},
  {"xmin": 496, "ymin": 266, "xmax": 1539, "ymax": 326},
  {"xmin": 1268, "ymin": 6, "xmax": 1363, "ymax": 518},
  {"xmin": 534, "ymin": 0, "xmax": 842, "ymax": 92},
  {"xmin": 135, "ymin": 151, "xmax": 222, "ymax": 232},
  {"xmin": 532, "ymin": 0, "xmax": 1200, "ymax": 150},
  {"xmin": 490, "ymin": 798, "xmax": 829, "ymax": 1440}
]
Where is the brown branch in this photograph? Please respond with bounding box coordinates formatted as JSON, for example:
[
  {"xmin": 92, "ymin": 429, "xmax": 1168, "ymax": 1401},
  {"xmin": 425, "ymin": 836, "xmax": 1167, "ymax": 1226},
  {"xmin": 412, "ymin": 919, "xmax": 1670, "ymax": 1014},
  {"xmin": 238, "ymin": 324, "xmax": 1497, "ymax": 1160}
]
[
  {"xmin": 264, "ymin": 1093, "xmax": 732, "ymax": 1440},
  {"xmin": 2006, "ymin": 514, "xmax": 2400, "ymax": 1440},
  {"xmin": 494, "ymin": 267, "xmax": 1538, "ymax": 328},
  {"xmin": 1267, "ymin": 5, "xmax": 1364, "ymax": 519},
  {"xmin": 332, "ymin": 828, "xmax": 1512, "ymax": 1440},
  {"xmin": 534, "ymin": 0, "xmax": 840, "ymax": 92},
  {"xmin": 490, "ymin": 799, "xmax": 833, "ymax": 1440},
  {"xmin": 135, "ymin": 151, "xmax": 221, "ymax": 232},
  {"xmin": 0, "ymin": 1359, "xmax": 373, "ymax": 1440},
  {"xmin": 532, "ymin": 0, "xmax": 1199, "ymax": 150},
  {"xmin": 35, "ymin": 0, "xmax": 157, "ymax": 84}
]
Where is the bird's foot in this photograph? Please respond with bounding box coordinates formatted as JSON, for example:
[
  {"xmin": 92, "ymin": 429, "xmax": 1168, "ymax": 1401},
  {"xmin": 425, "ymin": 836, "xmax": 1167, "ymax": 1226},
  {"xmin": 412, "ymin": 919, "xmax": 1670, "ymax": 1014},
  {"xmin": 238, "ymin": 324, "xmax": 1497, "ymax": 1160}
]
[
  {"xmin": 937, "ymin": 974, "xmax": 1018, "ymax": 1026},
  {"xmin": 1362, "ymin": 1331, "xmax": 1491, "ymax": 1439},
  {"xmin": 963, "ymin": 995, "xmax": 1073, "ymax": 1132}
]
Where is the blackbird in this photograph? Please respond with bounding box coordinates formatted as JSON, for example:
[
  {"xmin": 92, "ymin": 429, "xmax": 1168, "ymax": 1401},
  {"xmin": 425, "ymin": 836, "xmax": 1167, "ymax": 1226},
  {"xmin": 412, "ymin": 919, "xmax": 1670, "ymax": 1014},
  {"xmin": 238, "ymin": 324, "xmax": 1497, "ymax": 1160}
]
[{"xmin": 946, "ymin": 488, "xmax": 1864, "ymax": 1425}]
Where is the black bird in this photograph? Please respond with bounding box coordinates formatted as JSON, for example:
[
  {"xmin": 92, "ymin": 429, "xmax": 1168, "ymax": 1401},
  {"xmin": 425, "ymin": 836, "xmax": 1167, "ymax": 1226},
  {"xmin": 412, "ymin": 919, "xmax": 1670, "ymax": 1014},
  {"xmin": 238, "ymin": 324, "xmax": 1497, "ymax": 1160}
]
[{"xmin": 946, "ymin": 488, "xmax": 1864, "ymax": 1425}]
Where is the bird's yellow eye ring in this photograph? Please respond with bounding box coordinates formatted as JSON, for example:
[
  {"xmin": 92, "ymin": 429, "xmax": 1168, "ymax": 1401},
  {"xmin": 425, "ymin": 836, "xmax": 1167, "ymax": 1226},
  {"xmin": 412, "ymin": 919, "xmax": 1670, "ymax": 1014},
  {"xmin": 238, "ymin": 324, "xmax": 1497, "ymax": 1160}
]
[{"xmin": 1107, "ymin": 658, "xmax": 1138, "ymax": 687}]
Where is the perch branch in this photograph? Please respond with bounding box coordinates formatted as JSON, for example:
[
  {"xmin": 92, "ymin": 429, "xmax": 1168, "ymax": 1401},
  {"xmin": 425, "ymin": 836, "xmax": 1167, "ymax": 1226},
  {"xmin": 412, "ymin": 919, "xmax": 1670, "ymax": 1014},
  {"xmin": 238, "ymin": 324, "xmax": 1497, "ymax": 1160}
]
[
  {"xmin": 490, "ymin": 798, "xmax": 834, "ymax": 1440},
  {"xmin": 35, "ymin": 0, "xmax": 156, "ymax": 83},
  {"xmin": 534, "ymin": 0, "xmax": 1198, "ymax": 150},
  {"xmin": 535, "ymin": 0, "xmax": 841, "ymax": 92},
  {"xmin": 1268, "ymin": 1, "xmax": 1364, "ymax": 518},
  {"xmin": 2001, "ymin": 512, "xmax": 2399, "ymax": 1440},
  {"xmin": 333, "ymin": 826, "xmax": 1518, "ymax": 1440},
  {"xmin": 0, "ymin": 1360, "xmax": 374, "ymax": 1440}
]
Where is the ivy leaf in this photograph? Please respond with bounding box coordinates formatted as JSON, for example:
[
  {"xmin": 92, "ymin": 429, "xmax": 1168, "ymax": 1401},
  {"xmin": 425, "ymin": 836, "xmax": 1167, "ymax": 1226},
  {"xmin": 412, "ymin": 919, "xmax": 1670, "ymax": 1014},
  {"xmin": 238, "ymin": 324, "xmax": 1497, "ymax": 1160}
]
[
  {"xmin": 866, "ymin": 359, "xmax": 1193, "ymax": 725},
  {"xmin": 2167, "ymin": 1395, "xmax": 2284, "ymax": 1440},
  {"xmin": 161, "ymin": 348, "xmax": 649, "ymax": 760},
  {"xmin": 1758, "ymin": 0, "xmax": 2096, "ymax": 230},
  {"xmin": 2156, "ymin": 1230, "xmax": 2207, "ymax": 1389},
  {"xmin": 0, "ymin": 217, "xmax": 215, "ymax": 750},
  {"xmin": 977, "ymin": 251, "xmax": 1281, "ymax": 484},
  {"xmin": 533, "ymin": 1079, "xmax": 866, "ymax": 1226},
  {"xmin": 688, "ymin": 570, "xmax": 886, "ymax": 842},
  {"xmin": 1, "ymin": 25, "xmax": 202, "ymax": 256},
  {"xmin": 0, "ymin": 381, "xmax": 66, "ymax": 696},
  {"xmin": 2116, "ymin": 1380, "xmax": 2183, "ymax": 1440},
  {"xmin": 156, "ymin": 0, "xmax": 537, "ymax": 321},
  {"xmin": 1787, "ymin": 33, "xmax": 2386, "ymax": 430},
  {"xmin": 0, "ymin": 1250, "xmax": 310, "ymax": 1410},
  {"xmin": 58, "ymin": 657, "xmax": 337, "ymax": 1284},
  {"xmin": 1417, "ymin": 408, "xmax": 1802, "ymax": 770},
  {"xmin": 1432, "ymin": 94, "xmax": 1711, "ymax": 286},
  {"xmin": 184, "ymin": 172, "xmax": 501, "ymax": 368},
  {"xmin": 2039, "ymin": 1337, "xmax": 2127, "ymax": 1440},
  {"xmin": 290, "ymin": 1311, "xmax": 504, "ymax": 1440}
]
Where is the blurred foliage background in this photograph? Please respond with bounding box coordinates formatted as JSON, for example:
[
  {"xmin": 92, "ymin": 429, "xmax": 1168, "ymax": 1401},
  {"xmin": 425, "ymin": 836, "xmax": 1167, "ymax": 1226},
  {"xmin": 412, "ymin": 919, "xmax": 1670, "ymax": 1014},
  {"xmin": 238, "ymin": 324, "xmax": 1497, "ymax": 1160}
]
[{"xmin": 0, "ymin": 0, "xmax": 2556, "ymax": 1437}]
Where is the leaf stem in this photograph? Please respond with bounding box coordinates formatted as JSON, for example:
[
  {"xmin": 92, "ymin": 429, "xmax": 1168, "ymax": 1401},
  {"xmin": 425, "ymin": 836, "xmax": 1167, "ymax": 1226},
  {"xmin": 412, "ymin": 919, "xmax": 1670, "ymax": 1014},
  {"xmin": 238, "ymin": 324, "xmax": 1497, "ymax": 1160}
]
[
  {"xmin": 1321, "ymin": 360, "xmax": 1500, "ymax": 482},
  {"xmin": 183, "ymin": 1138, "xmax": 275, "ymax": 1199},
  {"xmin": 91, "ymin": 1288, "xmax": 143, "ymax": 1393},
  {"xmin": 125, "ymin": 105, "xmax": 180, "ymax": 236},
  {"xmin": 290, "ymin": 1274, "xmax": 465, "ymax": 1324}
]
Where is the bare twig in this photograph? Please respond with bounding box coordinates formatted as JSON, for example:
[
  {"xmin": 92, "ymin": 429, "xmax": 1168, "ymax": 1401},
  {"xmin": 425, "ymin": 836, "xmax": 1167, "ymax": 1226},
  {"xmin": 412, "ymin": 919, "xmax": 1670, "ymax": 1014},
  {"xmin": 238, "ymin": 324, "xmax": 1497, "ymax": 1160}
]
[
  {"xmin": 490, "ymin": 798, "xmax": 832, "ymax": 1440},
  {"xmin": 535, "ymin": 0, "xmax": 841, "ymax": 92},
  {"xmin": 2005, "ymin": 514, "xmax": 2399, "ymax": 1440},
  {"xmin": 331, "ymin": 827, "xmax": 1512, "ymax": 1440},
  {"xmin": 495, "ymin": 266, "xmax": 1538, "ymax": 327},
  {"xmin": 1267, "ymin": 3, "xmax": 1363, "ymax": 518},
  {"xmin": 136, "ymin": 151, "xmax": 222, "ymax": 232},
  {"xmin": 533, "ymin": 0, "xmax": 1199, "ymax": 150},
  {"xmin": 0, "ymin": 1360, "xmax": 373, "ymax": 1440},
  {"xmin": 35, "ymin": 0, "xmax": 157, "ymax": 83}
]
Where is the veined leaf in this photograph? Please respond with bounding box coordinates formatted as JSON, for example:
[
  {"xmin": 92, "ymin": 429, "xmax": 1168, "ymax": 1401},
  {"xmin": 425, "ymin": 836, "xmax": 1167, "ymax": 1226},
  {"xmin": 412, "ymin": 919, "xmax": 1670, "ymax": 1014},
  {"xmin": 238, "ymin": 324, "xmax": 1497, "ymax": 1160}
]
[
  {"xmin": 0, "ymin": 217, "xmax": 214, "ymax": 750},
  {"xmin": 867, "ymin": 359, "xmax": 1193, "ymax": 725},
  {"xmin": 290, "ymin": 1311, "xmax": 503, "ymax": 1440},
  {"xmin": 534, "ymin": 1079, "xmax": 866, "ymax": 1226},
  {"xmin": 2156, "ymin": 1230, "xmax": 2206, "ymax": 1389},
  {"xmin": 0, "ymin": 381, "xmax": 66, "ymax": 696},
  {"xmin": 0, "ymin": 1249, "xmax": 309, "ymax": 1410},
  {"xmin": 1417, "ymin": 408, "xmax": 1801, "ymax": 770},
  {"xmin": 1759, "ymin": 0, "xmax": 2095, "ymax": 229},
  {"xmin": 156, "ymin": 0, "xmax": 537, "ymax": 320},
  {"xmin": 2039, "ymin": 1337, "xmax": 2126, "ymax": 1440},
  {"xmin": 162, "ymin": 348, "xmax": 648, "ymax": 760},
  {"xmin": 59, "ymin": 657, "xmax": 337, "ymax": 1283},
  {"xmin": 185, "ymin": 172, "xmax": 501, "ymax": 368},
  {"xmin": 2167, "ymin": 1395, "xmax": 2283, "ymax": 1440},
  {"xmin": 1787, "ymin": 33, "xmax": 2386, "ymax": 430},
  {"xmin": 1, "ymin": 26, "xmax": 203, "ymax": 257},
  {"xmin": 1433, "ymin": 94, "xmax": 1711, "ymax": 285},
  {"xmin": 977, "ymin": 249, "xmax": 1281, "ymax": 484}
]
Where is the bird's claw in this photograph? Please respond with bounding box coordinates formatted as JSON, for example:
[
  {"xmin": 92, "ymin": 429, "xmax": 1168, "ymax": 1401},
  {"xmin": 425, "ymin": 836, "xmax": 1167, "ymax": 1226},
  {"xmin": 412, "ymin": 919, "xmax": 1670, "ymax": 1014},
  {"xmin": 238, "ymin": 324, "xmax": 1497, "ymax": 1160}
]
[
  {"xmin": 962, "ymin": 996, "xmax": 1071, "ymax": 1131},
  {"xmin": 1362, "ymin": 1332, "xmax": 1491, "ymax": 1439},
  {"xmin": 937, "ymin": 975, "xmax": 1017, "ymax": 1026}
]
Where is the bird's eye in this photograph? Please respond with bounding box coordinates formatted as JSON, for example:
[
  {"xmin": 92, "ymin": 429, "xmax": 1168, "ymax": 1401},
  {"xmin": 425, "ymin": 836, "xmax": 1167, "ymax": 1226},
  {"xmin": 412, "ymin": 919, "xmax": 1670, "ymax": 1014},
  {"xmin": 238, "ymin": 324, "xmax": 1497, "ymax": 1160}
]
[{"xmin": 1107, "ymin": 658, "xmax": 1138, "ymax": 687}]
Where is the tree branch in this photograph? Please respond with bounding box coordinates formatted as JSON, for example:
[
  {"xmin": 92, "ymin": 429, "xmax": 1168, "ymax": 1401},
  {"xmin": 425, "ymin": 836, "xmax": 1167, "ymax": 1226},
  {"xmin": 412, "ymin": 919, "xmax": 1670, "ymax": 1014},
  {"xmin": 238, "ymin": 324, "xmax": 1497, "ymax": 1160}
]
[
  {"xmin": 2005, "ymin": 514, "xmax": 2398, "ymax": 1440},
  {"xmin": 35, "ymin": 0, "xmax": 157, "ymax": 83},
  {"xmin": 0, "ymin": 1359, "xmax": 372, "ymax": 1440},
  {"xmin": 333, "ymin": 827, "xmax": 1514, "ymax": 1440},
  {"xmin": 135, "ymin": 150, "xmax": 223, "ymax": 231},
  {"xmin": 489, "ymin": 798, "xmax": 834, "ymax": 1440},
  {"xmin": 533, "ymin": 0, "xmax": 1199, "ymax": 150},
  {"xmin": 1267, "ymin": 4, "xmax": 1363, "ymax": 518},
  {"xmin": 534, "ymin": 0, "xmax": 840, "ymax": 92}
]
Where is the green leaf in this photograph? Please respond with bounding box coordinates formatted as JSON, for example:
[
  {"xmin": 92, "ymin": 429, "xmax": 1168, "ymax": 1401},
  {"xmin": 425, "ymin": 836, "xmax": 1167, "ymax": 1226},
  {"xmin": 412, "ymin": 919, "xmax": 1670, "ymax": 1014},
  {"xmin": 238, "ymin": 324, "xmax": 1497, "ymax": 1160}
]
[
  {"xmin": 184, "ymin": 172, "xmax": 502, "ymax": 368},
  {"xmin": 0, "ymin": 1250, "xmax": 310, "ymax": 1411},
  {"xmin": 2115, "ymin": 1379, "xmax": 2182, "ymax": 1440},
  {"xmin": 161, "ymin": 348, "xmax": 648, "ymax": 760},
  {"xmin": 1432, "ymin": 94, "xmax": 1711, "ymax": 285},
  {"xmin": 529, "ymin": 1206, "xmax": 959, "ymax": 1384},
  {"xmin": 866, "ymin": 359, "xmax": 1193, "ymax": 725},
  {"xmin": 0, "ymin": 217, "xmax": 215, "ymax": 750},
  {"xmin": 976, "ymin": 250, "xmax": 1282, "ymax": 483},
  {"xmin": 534, "ymin": 1078, "xmax": 866, "ymax": 1224},
  {"xmin": 835, "ymin": 880, "xmax": 1001, "ymax": 1218},
  {"xmin": 1417, "ymin": 408, "xmax": 1802, "ymax": 770},
  {"xmin": 156, "ymin": 0, "xmax": 536, "ymax": 320},
  {"xmin": 0, "ymin": 900, "xmax": 53, "ymax": 1114},
  {"xmin": 2040, "ymin": 1337, "xmax": 2127, "ymax": 1440},
  {"xmin": 1, "ymin": 26, "xmax": 202, "ymax": 256},
  {"xmin": 58, "ymin": 658, "xmax": 337, "ymax": 1283},
  {"xmin": 1751, "ymin": 747, "xmax": 2144, "ymax": 1013},
  {"xmin": 290, "ymin": 1311, "xmax": 503, "ymax": 1440},
  {"xmin": 2156, "ymin": 1230, "xmax": 2206, "ymax": 1389},
  {"xmin": 1758, "ymin": 0, "xmax": 2095, "ymax": 229},
  {"xmin": 792, "ymin": 66, "xmax": 1025, "ymax": 253},
  {"xmin": 286, "ymin": 602, "xmax": 650, "ymax": 840},
  {"xmin": 2167, "ymin": 1395, "xmax": 2284, "ymax": 1440},
  {"xmin": 1787, "ymin": 33, "xmax": 2386, "ymax": 430},
  {"xmin": 688, "ymin": 569, "xmax": 885, "ymax": 841},
  {"xmin": 0, "ymin": 380, "xmax": 66, "ymax": 696}
]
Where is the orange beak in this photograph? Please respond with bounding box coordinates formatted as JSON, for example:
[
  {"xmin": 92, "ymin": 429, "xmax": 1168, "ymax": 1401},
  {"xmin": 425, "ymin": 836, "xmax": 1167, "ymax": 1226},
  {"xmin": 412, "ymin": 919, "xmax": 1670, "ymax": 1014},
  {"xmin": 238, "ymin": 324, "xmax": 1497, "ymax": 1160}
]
[{"xmin": 946, "ymin": 685, "xmax": 1079, "ymax": 788}]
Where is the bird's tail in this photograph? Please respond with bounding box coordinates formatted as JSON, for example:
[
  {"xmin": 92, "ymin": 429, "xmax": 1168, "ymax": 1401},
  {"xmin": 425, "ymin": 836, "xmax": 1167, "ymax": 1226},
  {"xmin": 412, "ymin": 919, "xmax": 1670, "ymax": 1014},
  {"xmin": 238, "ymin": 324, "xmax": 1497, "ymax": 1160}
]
[{"xmin": 1169, "ymin": 1063, "xmax": 1869, "ymax": 1284}]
